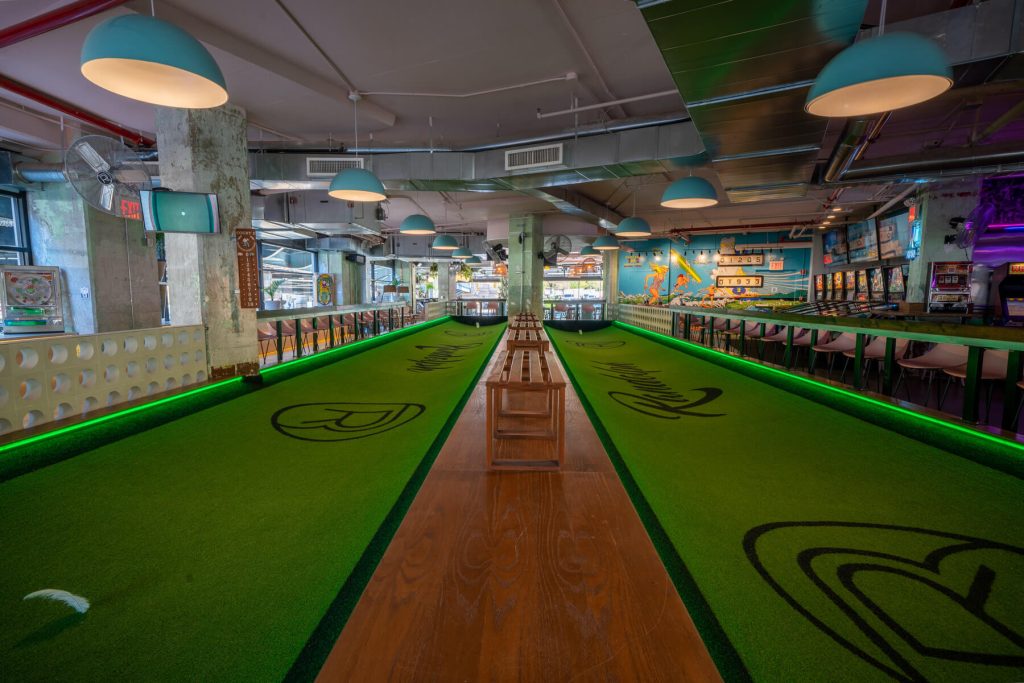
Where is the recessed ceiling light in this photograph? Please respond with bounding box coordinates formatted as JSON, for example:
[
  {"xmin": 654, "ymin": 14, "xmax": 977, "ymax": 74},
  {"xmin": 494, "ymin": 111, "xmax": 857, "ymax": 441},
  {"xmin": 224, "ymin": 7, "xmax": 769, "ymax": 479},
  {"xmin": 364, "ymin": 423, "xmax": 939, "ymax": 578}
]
[
  {"xmin": 827, "ymin": 214, "xmax": 836, "ymax": 219},
  {"xmin": 823, "ymin": 220, "xmax": 832, "ymax": 224},
  {"xmin": 833, "ymin": 207, "xmax": 843, "ymax": 212}
]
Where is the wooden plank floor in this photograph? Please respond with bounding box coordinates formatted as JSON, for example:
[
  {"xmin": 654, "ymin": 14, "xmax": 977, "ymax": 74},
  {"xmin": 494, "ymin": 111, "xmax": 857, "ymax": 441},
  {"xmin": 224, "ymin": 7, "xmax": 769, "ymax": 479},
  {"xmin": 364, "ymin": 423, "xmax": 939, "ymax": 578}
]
[{"xmin": 317, "ymin": 349, "xmax": 722, "ymax": 682}]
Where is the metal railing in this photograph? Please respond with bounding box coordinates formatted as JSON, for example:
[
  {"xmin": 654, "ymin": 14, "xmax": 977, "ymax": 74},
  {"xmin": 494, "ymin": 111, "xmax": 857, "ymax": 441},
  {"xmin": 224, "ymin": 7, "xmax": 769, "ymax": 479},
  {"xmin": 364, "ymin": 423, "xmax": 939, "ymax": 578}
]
[
  {"xmin": 542, "ymin": 299, "xmax": 607, "ymax": 321},
  {"xmin": 446, "ymin": 299, "xmax": 507, "ymax": 317},
  {"xmin": 257, "ymin": 303, "xmax": 429, "ymax": 365},
  {"xmin": 616, "ymin": 303, "xmax": 1024, "ymax": 429}
]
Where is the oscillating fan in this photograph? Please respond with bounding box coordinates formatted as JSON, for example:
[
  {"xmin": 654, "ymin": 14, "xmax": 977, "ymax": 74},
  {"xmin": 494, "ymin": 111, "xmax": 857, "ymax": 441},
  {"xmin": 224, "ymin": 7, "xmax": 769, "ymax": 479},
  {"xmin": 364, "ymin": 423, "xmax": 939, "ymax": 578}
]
[
  {"xmin": 64, "ymin": 135, "xmax": 153, "ymax": 217},
  {"xmin": 540, "ymin": 234, "xmax": 571, "ymax": 266}
]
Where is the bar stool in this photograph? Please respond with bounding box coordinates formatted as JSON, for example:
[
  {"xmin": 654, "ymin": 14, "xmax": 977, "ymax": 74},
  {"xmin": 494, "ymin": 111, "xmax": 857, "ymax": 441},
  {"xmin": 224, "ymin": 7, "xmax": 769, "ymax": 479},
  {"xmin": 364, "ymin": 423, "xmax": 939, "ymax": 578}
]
[
  {"xmin": 329, "ymin": 315, "xmax": 344, "ymax": 345},
  {"xmin": 257, "ymin": 322, "xmax": 277, "ymax": 361},
  {"xmin": 299, "ymin": 318, "xmax": 317, "ymax": 354},
  {"xmin": 465, "ymin": 301, "xmax": 480, "ymax": 316},
  {"xmin": 582, "ymin": 303, "xmax": 596, "ymax": 320},
  {"xmin": 760, "ymin": 326, "xmax": 806, "ymax": 363},
  {"xmin": 894, "ymin": 344, "xmax": 969, "ymax": 407},
  {"xmin": 812, "ymin": 332, "xmax": 858, "ymax": 381},
  {"xmin": 280, "ymin": 320, "xmax": 296, "ymax": 359},
  {"xmin": 842, "ymin": 336, "xmax": 910, "ymax": 392},
  {"xmin": 554, "ymin": 302, "xmax": 570, "ymax": 320},
  {"xmin": 939, "ymin": 350, "xmax": 1009, "ymax": 422},
  {"xmin": 792, "ymin": 329, "xmax": 828, "ymax": 367},
  {"xmin": 742, "ymin": 322, "xmax": 778, "ymax": 359}
]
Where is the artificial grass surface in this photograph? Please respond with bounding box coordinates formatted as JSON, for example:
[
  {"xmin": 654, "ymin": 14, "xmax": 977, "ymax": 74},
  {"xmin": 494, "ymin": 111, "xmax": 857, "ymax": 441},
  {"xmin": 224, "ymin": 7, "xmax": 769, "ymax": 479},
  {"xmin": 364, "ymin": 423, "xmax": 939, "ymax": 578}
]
[
  {"xmin": 548, "ymin": 326, "xmax": 1024, "ymax": 683},
  {"xmin": 0, "ymin": 320, "xmax": 503, "ymax": 682}
]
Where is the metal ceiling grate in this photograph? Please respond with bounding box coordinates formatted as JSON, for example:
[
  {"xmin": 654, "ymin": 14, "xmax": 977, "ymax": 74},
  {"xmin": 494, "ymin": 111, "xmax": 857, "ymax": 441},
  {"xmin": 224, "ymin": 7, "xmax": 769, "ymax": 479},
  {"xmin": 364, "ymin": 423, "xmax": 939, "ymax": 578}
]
[
  {"xmin": 504, "ymin": 143, "xmax": 563, "ymax": 171},
  {"xmin": 306, "ymin": 156, "xmax": 364, "ymax": 177}
]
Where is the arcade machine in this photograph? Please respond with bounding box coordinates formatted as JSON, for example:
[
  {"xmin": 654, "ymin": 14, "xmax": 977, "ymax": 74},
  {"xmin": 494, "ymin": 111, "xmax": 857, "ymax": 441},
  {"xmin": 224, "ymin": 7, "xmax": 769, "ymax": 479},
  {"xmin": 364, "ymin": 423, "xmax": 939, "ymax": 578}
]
[
  {"xmin": 844, "ymin": 271, "xmax": 856, "ymax": 301},
  {"xmin": 990, "ymin": 262, "xmax": 1024, "ymax": 325},
  {"xmin": 869, "ymin": 268, "xmax": 885, "ymax": 302},
  {"xmin": 885, "ymin": 265, "xmax": 907, "ymax": 304},
  {"xmin": 814, "ymin": 274, "xmax": 825, "ymax": 301},
  {"xmin": 832, "ymin": 272, "xmax": 844, "ymax": 301},
  {"xmin": 855, "ymin": 270, "xmax": 869, "ymax": 302},
  {"xmin": 0, "ymin": 265, "xmax": 65, "ymax": 334},
  {"xmin": 927, "ymin": 261, "xmax": 973, "ymax": 314}
]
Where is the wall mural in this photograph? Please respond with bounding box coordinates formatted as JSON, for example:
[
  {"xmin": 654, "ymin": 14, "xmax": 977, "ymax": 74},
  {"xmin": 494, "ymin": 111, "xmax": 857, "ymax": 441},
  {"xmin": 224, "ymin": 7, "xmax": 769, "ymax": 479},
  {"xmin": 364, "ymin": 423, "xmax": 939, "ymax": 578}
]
[{"xmin": 617, "ymin": 233, "xmax": 811, "ymax": 309}]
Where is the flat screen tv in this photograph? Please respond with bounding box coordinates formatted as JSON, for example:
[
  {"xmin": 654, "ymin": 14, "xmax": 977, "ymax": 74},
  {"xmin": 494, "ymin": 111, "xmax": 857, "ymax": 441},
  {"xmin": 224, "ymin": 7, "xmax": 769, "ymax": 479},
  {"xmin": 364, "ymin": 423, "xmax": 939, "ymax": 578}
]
[
  {"xmin": 847, "ymin": 221, "xmax": 879, "ymax": 263},
  {"xmin": 141, "ymin": 190, "xmax": 220, "ymax": 234},
  {"xmin": 877, "ymin": 211, "xmax": 911, "ymax": 259},
  {"xmin": 822, "ymin": 227, "xmax": 848, "ymax": 266}
]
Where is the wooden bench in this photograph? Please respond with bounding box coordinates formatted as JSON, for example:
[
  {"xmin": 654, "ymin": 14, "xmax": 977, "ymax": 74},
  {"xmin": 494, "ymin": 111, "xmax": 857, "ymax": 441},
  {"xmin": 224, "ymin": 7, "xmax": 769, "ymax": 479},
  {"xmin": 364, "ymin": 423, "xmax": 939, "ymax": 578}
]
[
  {"xmin": 509, "ymin": 313, "xmax": 543, "ymax": 331},
  {"xmin": 485, "ymin": 348, "xmax": 566, "ymax": 470},
  {"xmin": 506, "ymin": 326, "xmax": 550, "ymax": 353}
]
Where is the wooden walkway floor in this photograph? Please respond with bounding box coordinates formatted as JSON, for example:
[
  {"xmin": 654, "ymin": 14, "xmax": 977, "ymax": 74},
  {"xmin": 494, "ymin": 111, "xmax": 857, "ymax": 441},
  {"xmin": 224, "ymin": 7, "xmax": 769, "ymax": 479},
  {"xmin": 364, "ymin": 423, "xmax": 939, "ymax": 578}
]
[{"xmin": 317, "ymin": 350, "xmax": 722, "ymax": 682}]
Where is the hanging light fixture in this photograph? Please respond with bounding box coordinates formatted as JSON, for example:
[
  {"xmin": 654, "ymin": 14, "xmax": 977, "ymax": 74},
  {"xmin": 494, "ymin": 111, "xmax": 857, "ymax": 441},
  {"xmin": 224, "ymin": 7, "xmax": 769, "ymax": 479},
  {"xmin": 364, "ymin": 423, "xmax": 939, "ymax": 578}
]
[
  {"xmin": 81, "ymin": 13, "xmax": 227, "ymax": 108},
  {"xmin": 579, "ymin": 245, "xmax": 598, "ymax": 256},
  {"xmin": 465, "ymin": 255, "xmax": 482, "ymax": 265},
  {"xmin": 805, "ymin": 0, "xmax": 951, "ymax": 117},
  {"xmin": 617, "ymin": 191, "xmax": 653, "ymax": 237},
  {"xmin": 399, "ymin": 214, "xmax": 436, "ymax": 235},
  {"xmin": 452, "ymin": 246, "xmax": 473, "ymax": 259},
  {"xmin": 661, "ymin": 176, "xmax": 718, "ymax": 209},
  {"xmin": 329, "ymin": 93, "xmax": 386, "ymax": 202},
  {"xmin": 592, "ymin": 235, "xmax": 620, "ymax": 251},
  {"xmin": 431, "ymin": 234, "xmax": 458, "ymax": 250}
]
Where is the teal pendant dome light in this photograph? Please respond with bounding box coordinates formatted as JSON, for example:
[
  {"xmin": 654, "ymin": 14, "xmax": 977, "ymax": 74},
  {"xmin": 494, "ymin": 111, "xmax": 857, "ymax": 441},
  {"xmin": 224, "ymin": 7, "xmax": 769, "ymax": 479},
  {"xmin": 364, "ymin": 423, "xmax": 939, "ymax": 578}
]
[
  {"xmin": 805, "ymin": 31, "xmax": 952, "ymax": 117},
  {"xmin": 329, "ymin": 93, "xmax": 387, "ymax": 202},
  {"xmin": 579, "ymin": 245, "xmax": 598, "ymax": 256},
  {"xmin": 328, "ymin": 167, "xmax": 386, "ymax": 203},
  {"xmin": 465, "ymin": 255, "xmax": 482, "ymax": 265},
  {"xmin": 81, "ymin": 15, "xmax": 227, "ymax": 108},
  {"xmin": 592, "ymin": 235, "xmax": 620, "ymax": 251},
  {"xmin": 661, "ymin": 177, "xmax": 718, "ymax": 209},
  {"xmin": 399, "ymin": 214, "xmax": 436, "ymax": 235},
  {"xmin": 451, "ymin": 246, "xmax": 473, "ymax": 259},
  {"xmin": 616, "ymin": 217, "xmax": 652, "ymax": 238},
  {"xmin": 431, "ymin": 234, "xmax": 458, "ymax": 250}
]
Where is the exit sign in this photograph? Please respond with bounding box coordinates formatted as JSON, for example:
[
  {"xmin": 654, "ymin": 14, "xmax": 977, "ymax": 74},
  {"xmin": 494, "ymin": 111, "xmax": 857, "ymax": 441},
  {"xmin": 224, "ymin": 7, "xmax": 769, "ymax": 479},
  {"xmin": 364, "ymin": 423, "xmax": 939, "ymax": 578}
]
[{"xmin": 769, "ymin": 258, "xmax": 784, "ymax": 271}]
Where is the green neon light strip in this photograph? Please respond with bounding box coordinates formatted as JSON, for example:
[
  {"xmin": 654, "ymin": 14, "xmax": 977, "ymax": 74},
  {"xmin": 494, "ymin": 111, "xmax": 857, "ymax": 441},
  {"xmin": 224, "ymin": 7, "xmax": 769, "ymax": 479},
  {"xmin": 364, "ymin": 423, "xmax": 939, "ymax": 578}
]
[
  {"xmin": 260, "ymin": 315, "xmax": 448, "ymax": 375},
  {"xmin": 614, "ymin": 321, "xmax": 1024, "ymax": 455},
  {"xmin": 0, "ymin": 316, "xmax": 450, "ymax": 454},
  {"xmin": 0, "ymin": 375, "xmax": 243, "ymax": 455}
]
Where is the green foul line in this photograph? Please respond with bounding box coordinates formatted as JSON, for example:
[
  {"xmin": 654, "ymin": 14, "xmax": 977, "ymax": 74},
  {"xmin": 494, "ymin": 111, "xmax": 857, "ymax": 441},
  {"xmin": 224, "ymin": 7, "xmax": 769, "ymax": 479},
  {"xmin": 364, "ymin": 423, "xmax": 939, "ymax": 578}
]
[
  {"xmin": 547, "ymin": 328, "xmax": 752, "ymax": 683},
  {"xmin": 283, "ymin": 323, "xmax": 506, "ymax": 682}
]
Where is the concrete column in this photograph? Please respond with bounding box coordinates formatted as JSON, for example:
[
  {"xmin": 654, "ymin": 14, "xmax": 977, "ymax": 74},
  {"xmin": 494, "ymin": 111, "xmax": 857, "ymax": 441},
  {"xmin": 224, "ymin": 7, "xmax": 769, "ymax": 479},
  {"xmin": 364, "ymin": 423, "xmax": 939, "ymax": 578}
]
[
  {"xmin": 603, "ymin": 246, "xmax": 619, "ymax": 309},
  {"xmin": 507, "ymin": 214, "xmax": 544, "ymax": 317},
  {"xmin": 28, "ymin": 184, "xmax": 160, "ymax": 334},
  {"xmin": 906, "ymin": 184, "xmax": 979, "ymax": 305},
  {"xmin": 436, "ymin": 262, "xmax": 455, "ymax": 301},
  {"xmin": 155, "ymin": 104, "xmax": 257, "ymax": 378}
]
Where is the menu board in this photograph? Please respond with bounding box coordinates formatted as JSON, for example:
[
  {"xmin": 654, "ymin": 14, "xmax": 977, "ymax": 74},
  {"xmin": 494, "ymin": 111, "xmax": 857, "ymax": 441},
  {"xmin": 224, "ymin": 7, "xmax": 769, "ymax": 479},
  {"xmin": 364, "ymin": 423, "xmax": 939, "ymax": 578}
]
[
  {"xmin": 878, "ymin": 212, "xmax": 911, "ymax": 259},
  {"xmin": 822, "ymin": 227, "xmax": 848, "ymax": 266},
  {"xmin": 847, "ymin": 221, "xmax": 879, "ymax": 263}
]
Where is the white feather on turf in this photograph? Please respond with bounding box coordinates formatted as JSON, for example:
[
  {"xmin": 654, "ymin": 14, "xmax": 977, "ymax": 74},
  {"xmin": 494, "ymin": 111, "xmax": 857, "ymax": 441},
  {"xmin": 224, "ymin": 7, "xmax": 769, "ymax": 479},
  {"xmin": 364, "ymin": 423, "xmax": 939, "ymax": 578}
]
[{"xmin": 24, "ymin": 589, "xmax": 90, "ymax": 613}]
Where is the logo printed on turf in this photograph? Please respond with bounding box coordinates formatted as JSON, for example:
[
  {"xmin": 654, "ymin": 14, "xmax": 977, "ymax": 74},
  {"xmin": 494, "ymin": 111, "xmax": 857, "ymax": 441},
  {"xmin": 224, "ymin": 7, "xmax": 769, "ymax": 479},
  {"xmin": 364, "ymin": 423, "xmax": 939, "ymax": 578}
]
[
  {"xmin": 271, "ymin": 402, "xmax": 425, "ymax": 441},
  {"xmin": 444, "ymin": 330, "xmax": 491, "ymax": 337},
  {"xmin": 407, "ymin": 343, "xmax": 481, "ymax": 373},
  {"xmin": 566, "ymin": 340, "xmax": 625, "ymax": 349},
  {"xmin": 744, "ymin": 521, "xmax": 1024, "ymax": 681},
  {"xmin": 593, "ymin": 360, "xmax": 725, "ymax": 419}
]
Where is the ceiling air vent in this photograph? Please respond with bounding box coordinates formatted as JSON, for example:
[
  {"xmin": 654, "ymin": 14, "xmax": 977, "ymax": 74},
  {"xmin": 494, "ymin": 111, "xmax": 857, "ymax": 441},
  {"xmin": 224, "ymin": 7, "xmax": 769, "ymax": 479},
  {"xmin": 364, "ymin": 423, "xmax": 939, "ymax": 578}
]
[
  {"xmin": 504, "ymin": 143, "xmax": 563, "ymax": 171},
  {"xmin": 305, "ymin": 156, "xmax": 364, "ymax": 178}
]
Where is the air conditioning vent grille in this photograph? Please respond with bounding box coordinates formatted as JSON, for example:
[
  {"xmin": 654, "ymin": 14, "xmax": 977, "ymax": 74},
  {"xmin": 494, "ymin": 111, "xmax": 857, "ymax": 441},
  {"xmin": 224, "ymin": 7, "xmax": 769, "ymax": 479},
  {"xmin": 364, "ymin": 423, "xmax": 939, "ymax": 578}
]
[
  {"xmin": 306, "ymin": 157, "xmax": 364, "ymax": 177},
  {"xmin": 504, "ymin": 144, "xmax": 563, "ymax": 171}
]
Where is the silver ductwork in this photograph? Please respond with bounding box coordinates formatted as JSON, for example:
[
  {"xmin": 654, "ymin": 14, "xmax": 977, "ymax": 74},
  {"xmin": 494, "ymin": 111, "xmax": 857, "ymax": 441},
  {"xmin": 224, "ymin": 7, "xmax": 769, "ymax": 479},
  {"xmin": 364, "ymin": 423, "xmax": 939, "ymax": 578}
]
[
  {"xmin": 15, "ymin": 162, "xmax": 66, "ymax": 184},
  {"xmin": 254, "ymin": 191, "xmax": 383, "ymax": 236}
]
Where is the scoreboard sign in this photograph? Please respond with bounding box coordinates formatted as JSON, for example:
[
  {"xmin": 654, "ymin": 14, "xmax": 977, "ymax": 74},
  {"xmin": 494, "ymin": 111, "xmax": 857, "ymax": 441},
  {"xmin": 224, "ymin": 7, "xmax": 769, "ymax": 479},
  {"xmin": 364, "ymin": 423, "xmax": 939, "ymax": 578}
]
[
  {"xmin": 235, "ymin": 228, "xmax": 261, "ymax": 309},
  {"xmin": 718, "ymin": 253, "xmax": 764, "ymax": 266},
  {"xmin": 717, "ymin": 275, "xmax": 763, "ymax": 288}
]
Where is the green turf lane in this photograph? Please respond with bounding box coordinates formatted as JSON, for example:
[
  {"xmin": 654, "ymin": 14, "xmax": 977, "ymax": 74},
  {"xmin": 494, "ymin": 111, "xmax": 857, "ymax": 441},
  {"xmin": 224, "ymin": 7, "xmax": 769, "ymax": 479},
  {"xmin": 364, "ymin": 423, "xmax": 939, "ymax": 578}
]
[
  {"xmin": 0, "ymin": 320, "xmax": 503, "ymax": 682},
  {"xmin": 549, "ymin": 325, "xmax": 1024, "ymax": 683}
]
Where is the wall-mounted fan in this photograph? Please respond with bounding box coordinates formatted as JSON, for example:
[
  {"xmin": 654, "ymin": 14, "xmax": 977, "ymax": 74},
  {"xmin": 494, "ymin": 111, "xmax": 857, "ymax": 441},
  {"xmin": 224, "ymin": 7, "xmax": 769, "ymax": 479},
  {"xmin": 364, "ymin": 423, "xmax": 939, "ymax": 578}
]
[
  {"xmin": 955, "ymin": 203, "xmax": 995, "ymax": 249},
  {"xmin": 64, "ymin": 135, "xmax": 153, "ymax": 218},
  {"xmin": 540, "ymin": 234, "xmax": 570, "ymax": 266}
]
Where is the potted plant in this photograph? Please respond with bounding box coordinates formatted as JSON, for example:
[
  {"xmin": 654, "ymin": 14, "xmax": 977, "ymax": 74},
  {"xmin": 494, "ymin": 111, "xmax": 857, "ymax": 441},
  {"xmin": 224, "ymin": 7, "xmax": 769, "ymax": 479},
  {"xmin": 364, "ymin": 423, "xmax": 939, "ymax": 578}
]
[
  {"xmin": 263, "ymin": 279, "xmax": 285, "ymax": 310},
  {"xmin": 455, "ymin": 263, "xmax": 473, "ymax": 283}
]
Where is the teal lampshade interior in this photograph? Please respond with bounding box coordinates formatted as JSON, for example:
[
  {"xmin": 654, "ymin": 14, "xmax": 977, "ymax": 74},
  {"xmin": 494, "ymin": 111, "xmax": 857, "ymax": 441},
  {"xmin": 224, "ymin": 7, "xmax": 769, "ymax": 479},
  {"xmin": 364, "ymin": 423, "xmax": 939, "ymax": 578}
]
[
  {"xmin": 592, "ymin": 235, "xmax": 620, "ymax": 250},
  {"xmin": 328, "ymin": 168, "xmax": 387, "ymax": 202},
  {"xmin": 615, "ymin": 217, "xmax": 652, "ymax": 237},
  {"xmin": 465, "ymin": 255, "xmax": 482, "ymax": 265},
  {"xmin": 661, "ymin": 177, "xmax": 718, "ymax": 209},
  {"xmin": 431, "ymin": 234, "xmax": 459, "ymax": 250},
  {"xmin": 81, "ymin": 15, "xmax": 227, "ymax": 108},
  {"xmin": 806, "ymin": 32, "xmax": 952, "ymax": 117},
  {"xmin": 399, "ymin": 214, "xmax": 436, "ymax": 235},
  {"xmin": 579, "ymin": 245, "xmax": 598, "ymax": 256},
  {"xmin": 451, "ymin": 247, "xmax": 473, "ymax": 259}
]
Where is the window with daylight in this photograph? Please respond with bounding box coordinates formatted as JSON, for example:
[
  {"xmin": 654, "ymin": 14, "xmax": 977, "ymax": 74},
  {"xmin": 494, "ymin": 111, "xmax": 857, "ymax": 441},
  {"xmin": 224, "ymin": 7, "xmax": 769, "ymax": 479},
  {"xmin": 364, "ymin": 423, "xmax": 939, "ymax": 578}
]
[
  {"xmin": 0, "ymin": 191, "xmax": 31, "ymax": 266},
  {"xmin": 258, "ymin": 243, "xmax": 315, "ymax": 309}
]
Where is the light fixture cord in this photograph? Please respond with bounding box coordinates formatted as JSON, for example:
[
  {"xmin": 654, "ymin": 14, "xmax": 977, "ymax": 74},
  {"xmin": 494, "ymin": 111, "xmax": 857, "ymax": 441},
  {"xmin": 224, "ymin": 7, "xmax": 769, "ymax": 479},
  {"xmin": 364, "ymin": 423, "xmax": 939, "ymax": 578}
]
[
  {"xmin": 879, "ymin": 0, "xmax": 887, "ymax": 35},
  {"xmin": 150, "ymin": 0, "xmax": 155, "ymax": 16},
  {"xmin": 353, "ymin": 97, "xmax": 359, "ymax": 153}
]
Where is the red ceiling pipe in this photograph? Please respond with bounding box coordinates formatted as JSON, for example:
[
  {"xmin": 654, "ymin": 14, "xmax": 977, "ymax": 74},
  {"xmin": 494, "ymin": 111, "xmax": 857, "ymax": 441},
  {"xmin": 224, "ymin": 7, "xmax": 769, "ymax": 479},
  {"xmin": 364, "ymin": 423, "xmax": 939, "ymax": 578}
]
[
  {"xmin": 0, "ymin": 0, "xmax": 130, "ymax": 50},
  {"xmin": 0, "ymin": 74, "xmax": 155, "ymax": 147}
]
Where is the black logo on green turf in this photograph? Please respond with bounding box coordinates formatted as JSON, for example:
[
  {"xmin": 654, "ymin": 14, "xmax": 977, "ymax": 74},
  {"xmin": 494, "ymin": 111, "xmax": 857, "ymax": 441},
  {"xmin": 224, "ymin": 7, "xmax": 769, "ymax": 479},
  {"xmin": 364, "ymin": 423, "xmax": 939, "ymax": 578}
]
[
  {"xmin": 593, "ymin": 360, "xmax": 724, "ymax": 419},
  {"xmin": 566, "ymin": 340, "xmax": 625, "ymax": 349},
  {"xmin": 444, "ymin": 330, "xmax": 490, "ymax": 337},
  {"xmin": 744, "ymin": 521, "xmax": 1024, "ymax": 681},
  {"xmin": 271, "ymin": 402, "xmax": 425, "ymax": 441},
  {"xmin": 407, "ymin": 343, "xmax": 481, "ymax": 373}
]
